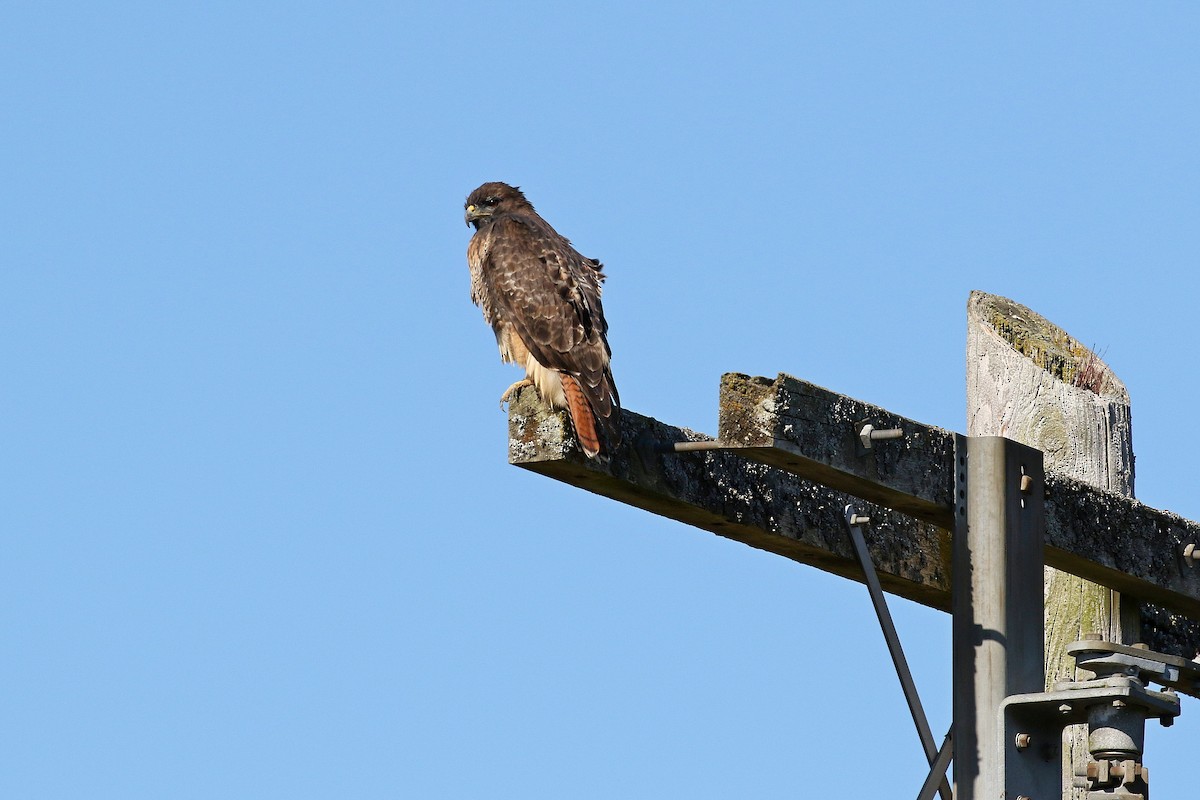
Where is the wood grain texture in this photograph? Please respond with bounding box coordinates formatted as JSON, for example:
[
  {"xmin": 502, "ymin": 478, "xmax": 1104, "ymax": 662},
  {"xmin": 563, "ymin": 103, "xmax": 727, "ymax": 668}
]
[{"xmin": 966, "ymin": 290, "xmax": 1170, "ymax": 798}]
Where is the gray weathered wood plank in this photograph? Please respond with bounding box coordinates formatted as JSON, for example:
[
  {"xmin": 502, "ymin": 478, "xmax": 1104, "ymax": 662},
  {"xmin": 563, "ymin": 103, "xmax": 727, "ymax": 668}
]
[
  {"xmin": 718, "ymin": 372, "xmax": 956, "ymax": 528},
  {"xmin": 716, "ymin": 372, "xmax": 1200, "ymax": 623},
  {"xmin": 506, "ymin": 376, "xmax": 1200, "ymax": 664},
  {"xmin": 507, "ymin": 384, "xmax": 952, "ymax": 611}
]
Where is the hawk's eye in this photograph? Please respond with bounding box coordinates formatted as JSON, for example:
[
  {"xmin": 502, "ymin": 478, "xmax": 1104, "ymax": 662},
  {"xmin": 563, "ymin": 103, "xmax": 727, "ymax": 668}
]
[{"xmin": 485, "ymin": 196, "xmax": 499, "ymax": 206}]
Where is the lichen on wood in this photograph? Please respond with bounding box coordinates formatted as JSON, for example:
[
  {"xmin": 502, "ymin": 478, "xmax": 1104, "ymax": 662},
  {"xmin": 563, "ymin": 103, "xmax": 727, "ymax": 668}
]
[
  {"xmin": 505, "ymin": 350, "xmax": 1200, "ymax": 682},
  {"xmin": 506, "ymin": 383, "xmax": 952, "ymax": 611},
  {"xmin": 967, "ymin": 290, "xmax": 1180, "ymax": 797},
  {"xmin": 977, "ymin": 294, "xmax": 1119, "ymax": 398},
  {"xmin": 718, "ymin": 372, "xmax": 956, "ymax": 528}
]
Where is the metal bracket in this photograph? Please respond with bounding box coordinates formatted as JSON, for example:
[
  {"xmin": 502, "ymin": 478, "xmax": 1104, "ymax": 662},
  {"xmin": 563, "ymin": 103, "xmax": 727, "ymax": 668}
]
[
  {"xmin": 1001, "ymin": 641, "xmax": 1183, "ymax": 800},
  {"xmin": 1067, "ymin": 639, "xmax": 1200, "ymax": 697}
]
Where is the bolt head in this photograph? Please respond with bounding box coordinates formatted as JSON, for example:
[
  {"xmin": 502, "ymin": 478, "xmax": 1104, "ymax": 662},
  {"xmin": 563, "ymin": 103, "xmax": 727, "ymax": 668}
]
[
  {"xmin": 1058, "ymin": 703, "xmax": 1073, "ymax": 714},
  {"xmin": 1014, "ymin": 732, "xmax": 1032, "ymax": 750},
  {"xmin": 858, "ymin": 423, "xmax": 875, "ymax": 449}
]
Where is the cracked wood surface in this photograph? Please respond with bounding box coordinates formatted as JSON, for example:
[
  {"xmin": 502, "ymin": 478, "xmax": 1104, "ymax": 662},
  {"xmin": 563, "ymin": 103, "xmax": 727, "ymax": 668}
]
[{"xmin": 967, "ymin": 290, "xmax": 1145, "ymax": 799}]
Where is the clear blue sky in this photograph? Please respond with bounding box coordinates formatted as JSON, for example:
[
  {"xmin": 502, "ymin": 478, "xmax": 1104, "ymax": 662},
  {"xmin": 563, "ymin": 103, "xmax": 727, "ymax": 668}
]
[{"xmin": 4, "ymin": 3, "xmax": 1198, "ymax": 797}]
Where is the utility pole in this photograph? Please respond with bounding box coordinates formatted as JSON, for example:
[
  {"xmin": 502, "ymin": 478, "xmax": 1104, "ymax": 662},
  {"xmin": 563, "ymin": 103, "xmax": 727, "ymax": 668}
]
[
  {"xmin": 967, "ymin": 292, "xmax": 1141, "ymax": 799},
  {"xmin": 504, "ymin": 292, "xmax": 1200, "ymax": 797},
  {"xmin": 953, "ymin": 435, "xmax": 1046, "ymax": 800}
]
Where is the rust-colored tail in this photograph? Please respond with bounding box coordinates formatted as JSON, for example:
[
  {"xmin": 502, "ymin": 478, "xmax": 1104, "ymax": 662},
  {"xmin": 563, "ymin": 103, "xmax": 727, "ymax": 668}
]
[{"xmin": 561, "ymin": 374, "xmax": 603, "ymax": 457}]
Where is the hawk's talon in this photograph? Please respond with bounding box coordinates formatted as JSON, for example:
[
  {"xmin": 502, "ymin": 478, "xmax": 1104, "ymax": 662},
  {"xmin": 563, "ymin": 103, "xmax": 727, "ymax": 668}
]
[{"xmin": 500, "ymin": 379, "xmax": 534, "ymax": 409}]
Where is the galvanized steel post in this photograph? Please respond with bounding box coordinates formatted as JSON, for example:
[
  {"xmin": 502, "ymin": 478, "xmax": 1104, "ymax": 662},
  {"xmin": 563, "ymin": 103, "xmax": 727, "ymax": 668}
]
[{"xmin": 952, "ymin": 436, "xmax": 1046, "ymax": 799}]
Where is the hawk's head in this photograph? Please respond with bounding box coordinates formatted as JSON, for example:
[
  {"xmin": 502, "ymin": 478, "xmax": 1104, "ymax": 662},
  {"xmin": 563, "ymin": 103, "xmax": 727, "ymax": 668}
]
[{"xmin": 465, "ymin": 182, "xmax": 532, "ymax": 229}]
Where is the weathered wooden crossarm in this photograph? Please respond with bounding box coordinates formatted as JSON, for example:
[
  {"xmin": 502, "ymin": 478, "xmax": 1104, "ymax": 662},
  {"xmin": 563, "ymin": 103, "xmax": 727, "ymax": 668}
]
[
  {"xmin": 1043, "ymin": 472, "xmax": 1200, "ymax": 621},
  {"xmin": 718, "ymin": 372, "xmax": 1200, "ymax": 623},
  {"xmin": 506, "ymin": 384, "xmax": 952, "ymax": 611},
  {"xmin": 718, "ymin": 372, "xmax": 957, "ymax": 529},
  {"xmin": 507, "ymin": 375, "xmax": 1200, "ymax": 669}
]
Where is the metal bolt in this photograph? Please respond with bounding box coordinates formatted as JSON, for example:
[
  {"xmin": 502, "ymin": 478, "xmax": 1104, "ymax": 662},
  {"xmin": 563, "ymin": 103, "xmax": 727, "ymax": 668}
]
[
  {"xmin": 1113, "ymin": 699, "xmax": 1127, "ymax": 708},
  {"xmin": 1016, "ymin": 796, "xmax": 1030, "ymax": 800},
  {"xmin": 857, "ymin": 423, "xmax": 904, "ymax": 450},
  {"xmin": 849, "ymin": 514, "xmax": 870, "ymax": 526},
  {"xmin": 1019, "ymin": 474, "xmax": 1033, "ymax": 494},
  {"xmin": 1059, "ymin": 703, "xmax": 1074, "ymax": 714},
  {"xmin": 670, "ymin": 440, "xmax": 731, "ymax": 453},
  {"xmin": 1015, "ymin": 732, "xmax": 1032, "ymax": 750},
  {"xmin": 1184, "ymin": 543, "xmax": 1199, "ymax": 567}
]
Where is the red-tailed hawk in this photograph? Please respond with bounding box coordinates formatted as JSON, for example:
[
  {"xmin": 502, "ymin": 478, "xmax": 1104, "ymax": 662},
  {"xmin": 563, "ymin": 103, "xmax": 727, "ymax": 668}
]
[{"xmin": 465, "ymin": 181, "xmax": 621, "ymax": 457}]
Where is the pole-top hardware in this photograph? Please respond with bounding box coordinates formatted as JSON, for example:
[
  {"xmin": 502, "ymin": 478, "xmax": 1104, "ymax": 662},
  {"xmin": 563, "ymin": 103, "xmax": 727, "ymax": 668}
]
[
  {"xmin": 508, "ymin": 360, "xmax": 1200, "ymax": 799},
  {"xmin": 1065, "ymin": 639, "xmax": 1200, "ymax": 697},
  {"xmin": 1002, "ymin": 638, "xmax": 1182, "ymax": 800}
]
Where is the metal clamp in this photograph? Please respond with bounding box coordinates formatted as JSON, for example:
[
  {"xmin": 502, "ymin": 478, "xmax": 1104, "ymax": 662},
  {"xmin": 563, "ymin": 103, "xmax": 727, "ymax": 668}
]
[
  {"xmin": 1001, "ymin": 639, "xmax": 1185, "ymax": 800},
  {"xmin": 1066, "ymin": 639, "xmax": 1200, "ymax": 698}
]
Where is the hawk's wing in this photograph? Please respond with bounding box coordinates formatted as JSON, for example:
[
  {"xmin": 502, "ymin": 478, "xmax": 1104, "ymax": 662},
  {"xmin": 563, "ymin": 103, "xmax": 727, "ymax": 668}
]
[{"xmin": 484, "ymin": 215, "xmax": 620, "ymax": 445}]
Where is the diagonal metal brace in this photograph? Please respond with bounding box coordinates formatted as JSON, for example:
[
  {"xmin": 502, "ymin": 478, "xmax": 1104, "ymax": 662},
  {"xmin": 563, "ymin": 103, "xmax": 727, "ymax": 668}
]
[
  {"xmin": 845, "ymin": 506, "xmax": 953, "ymax": 800},
  {"xmin": 916, "ymin": 729, "xmax": 955, "ymax": 800}
]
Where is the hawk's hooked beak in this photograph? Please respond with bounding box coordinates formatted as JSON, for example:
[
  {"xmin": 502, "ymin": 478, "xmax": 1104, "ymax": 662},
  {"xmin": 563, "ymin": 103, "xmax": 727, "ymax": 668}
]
[{"xmin": 464, "ymin": 204, "xmax": 483, "ymax": 227}]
